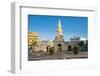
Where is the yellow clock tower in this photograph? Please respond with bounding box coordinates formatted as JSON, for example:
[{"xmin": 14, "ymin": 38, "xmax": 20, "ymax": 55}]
[{"xmin": 54, "ymin": 19, "xmax": 65, "ymax": 51}]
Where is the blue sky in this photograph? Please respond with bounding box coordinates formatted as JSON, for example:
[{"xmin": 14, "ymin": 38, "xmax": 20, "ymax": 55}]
[{"xmin": 28, "ymin": 15, "xmax": 88, "ymax": 41}]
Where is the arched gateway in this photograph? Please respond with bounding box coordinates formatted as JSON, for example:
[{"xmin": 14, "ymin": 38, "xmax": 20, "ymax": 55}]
[{"xmin": 58, "ymin": 44, "xmax": 62, "ymax": 51}]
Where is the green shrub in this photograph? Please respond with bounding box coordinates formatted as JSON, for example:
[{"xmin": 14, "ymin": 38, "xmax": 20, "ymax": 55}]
[
  {"xmin": 49, "ymin": 47, "xmax": 54, "ymax": 55},
  {"xmin": 73, "ymin": 46, "xmax": 79, "ymax": 54}
]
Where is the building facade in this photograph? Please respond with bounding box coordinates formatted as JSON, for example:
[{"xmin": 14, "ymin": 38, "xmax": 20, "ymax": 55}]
[
  {"xmin": 28, "ymin": 32, "xmax": 39, "ymax": 52},
  {"xmin": 28, "ymin": 32, "xmax": 39, "ymax": 46},
  {"xmin": 38, "ymin": 40, "xmax": 49, "ymax": 52}
]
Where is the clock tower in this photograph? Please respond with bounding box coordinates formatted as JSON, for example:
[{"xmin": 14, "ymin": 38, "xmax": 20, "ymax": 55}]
[{"xmin": 54, "ymin": 19, "xmax": 65, "ymax": 51}]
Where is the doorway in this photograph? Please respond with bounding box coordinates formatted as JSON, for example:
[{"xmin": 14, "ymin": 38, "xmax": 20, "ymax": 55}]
[{"xmin": 58, "ymin": 44, "xmax": 62, "ymax": 51}]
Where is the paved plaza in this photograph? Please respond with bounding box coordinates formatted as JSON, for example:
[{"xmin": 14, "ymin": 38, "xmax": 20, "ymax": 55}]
[{"xmin": 28, "ymin": 50, "xmax": 88, "ymax": 61}]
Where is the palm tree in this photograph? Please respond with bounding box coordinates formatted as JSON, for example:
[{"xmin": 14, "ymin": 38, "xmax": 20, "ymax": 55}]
[{"xmin": 31, "ymin": 40, "xmax": 38, "ymax": 52}]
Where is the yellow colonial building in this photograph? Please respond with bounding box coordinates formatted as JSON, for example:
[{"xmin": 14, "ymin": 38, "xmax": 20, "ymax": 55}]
[{"xmin": 28, "ymin": 32, "xmax": 39, "ymax": 48}]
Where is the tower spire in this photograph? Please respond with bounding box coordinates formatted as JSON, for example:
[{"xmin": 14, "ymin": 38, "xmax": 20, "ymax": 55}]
[
  {"xmin": 58, "ymin": 19, "xmax": 61, "ymax": 27},
  {"xmin": 56, "ymin": 19, "xmax": 63, "ymax": 36}
]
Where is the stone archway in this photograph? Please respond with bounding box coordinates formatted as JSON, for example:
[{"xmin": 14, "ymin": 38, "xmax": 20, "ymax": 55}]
[
  {"xmin": 68, "ymin": 45, "xmax": 72, "ymax": 51},
  {"xmin": 58, "ymin": 44, "xmax": 62, "ymax": 51}
]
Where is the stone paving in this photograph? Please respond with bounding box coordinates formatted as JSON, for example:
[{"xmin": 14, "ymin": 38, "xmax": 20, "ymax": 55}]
[{"xmin": 28, "ymin": 50, "xmax": 88, "ymax": 61}]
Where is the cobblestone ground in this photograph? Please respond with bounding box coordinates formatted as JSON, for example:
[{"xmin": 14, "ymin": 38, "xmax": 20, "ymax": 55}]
[{"xmin": 28, "ymin": 50, "xmax": 88, "ymax": 61}]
